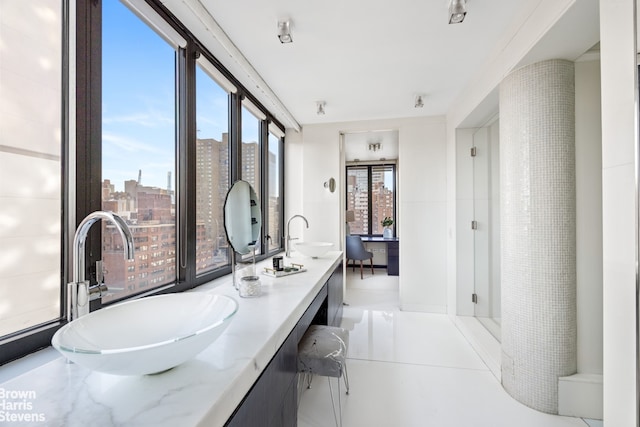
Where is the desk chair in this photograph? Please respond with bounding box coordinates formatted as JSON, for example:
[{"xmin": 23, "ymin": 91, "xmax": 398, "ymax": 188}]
[{"xmin": 345, "ymin": 235, "xmax": 374, "ymax": 279}]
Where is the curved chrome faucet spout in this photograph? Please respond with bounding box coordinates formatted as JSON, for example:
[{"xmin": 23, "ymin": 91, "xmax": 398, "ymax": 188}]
[
  {"xmin": 286, "ymin": 215, "xmax": 309, "ymax": 257},
  {"xmin": 69, "ymin": 211, "xmax": 135, "ymax": 321}
]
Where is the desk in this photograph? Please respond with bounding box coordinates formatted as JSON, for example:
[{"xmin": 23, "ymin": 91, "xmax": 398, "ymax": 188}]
[{"xmin": 360, "ymin": 236, "xmax": 399, "ymax": 276}]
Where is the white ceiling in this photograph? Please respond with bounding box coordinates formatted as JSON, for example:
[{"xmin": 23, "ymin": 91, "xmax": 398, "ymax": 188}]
[
  {"xmin": 161, "ymin": 0, "xmax": 600, "ymax": 131},
  {"xmin": 344, "ymin": 130, "xmax": 399, "ymax": 162}
]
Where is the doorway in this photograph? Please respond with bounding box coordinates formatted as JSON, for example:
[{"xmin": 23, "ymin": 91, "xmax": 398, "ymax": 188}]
[{"xmin": 342, "ymin": 130, "xmax": 399, "ymax": 270}]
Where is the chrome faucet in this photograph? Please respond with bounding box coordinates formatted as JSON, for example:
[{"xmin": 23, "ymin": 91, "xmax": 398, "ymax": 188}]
[
  {"xmin": 68, "ymin": 211, "xmax": 135, "ymax": 321},
  {"xmin": 286, "ymin": 214, "xmax": 309, "ymax": 257}
]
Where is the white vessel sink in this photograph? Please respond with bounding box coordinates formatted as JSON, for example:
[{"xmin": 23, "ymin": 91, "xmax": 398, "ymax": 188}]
[
  {"xmin": 52, "ymin": 293, "xmax": 238, "ymax": 376},
  {"xmin": 295, "ymin": 241, "xmax": 333, "ymax": 258}
]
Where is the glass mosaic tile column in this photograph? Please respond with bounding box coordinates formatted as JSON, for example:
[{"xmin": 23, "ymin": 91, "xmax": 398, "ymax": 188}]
[{"xmin": 499, "ymin": 59, "xmax": 577, "ymax": 414}]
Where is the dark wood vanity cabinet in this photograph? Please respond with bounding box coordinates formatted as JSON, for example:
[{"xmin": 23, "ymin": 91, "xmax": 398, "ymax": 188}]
[
  {"xmin": 225, "ymin": 262, "xmax": 343, "ymax": 427},
  {"xmin": 310, "ymin": 262, "xmax": 344, "ymax": 327},
  {"xmin": 327, "ymin": 262, "xmax": 344, "ymax": 327},
  {"xmin": 224, "ymin": 332, "xmax": 299, "ymax": 427},
  {"xmin": 387, "ymin": 240, "xmax": 399, "ymax": 276}
]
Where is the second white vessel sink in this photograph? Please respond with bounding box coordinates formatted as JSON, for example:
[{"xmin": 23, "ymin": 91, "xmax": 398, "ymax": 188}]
[
  {"xmin": 52, "ymin": 292, "xmax": 238, "ymax": 376},
  {"xmin": 295, "ymin": 241, "xmax": 333, "ymax": 258}
]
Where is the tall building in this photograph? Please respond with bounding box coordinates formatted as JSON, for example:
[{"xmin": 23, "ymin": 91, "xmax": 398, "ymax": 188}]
[
  {"xmin": 195, "ymin": 134, "xmax": 230, "ymax": 273},
  {"xmin": 101, "ymin": 135, "xmax": 269, "ymax": 298},
  {"xmin": 346, "ymin": 168, "xmax": 394, "ymax": 235},
  {"xmin": 102, "ymin": 179, "xmax": 176, "ymax": 301},
  {"xmin": 242, "ymin": 140, "xmax": 260, "ymax": 189},
  {"xmin": 347, "ymin": 171, "xmax": 369, "ymax": 234},
  {"xmin": 371, "ymin": 169, "xmax": 394, "ymax": 234}
]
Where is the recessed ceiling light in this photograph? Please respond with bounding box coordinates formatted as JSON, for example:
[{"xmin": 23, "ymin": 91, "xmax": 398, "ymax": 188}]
[
  {"xmin": 277, "ymin": 20, "xmax": 293, "ymax": 43},
  {"xmin": 449, "ymin": 0, "xmax": 467, "ymax": 24}
]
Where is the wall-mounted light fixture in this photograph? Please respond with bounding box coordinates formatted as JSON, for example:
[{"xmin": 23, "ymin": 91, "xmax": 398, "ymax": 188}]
[
  {"xmin": 448, "ymin": 0, "xmax": 467, "ymax": 24},
  {"xmin": 415, "ymin": 95, "xmax": 424, "ymax": 108},
  {"xmin": 368, "ymin": 142, "xmax": 381, "ymax": 152},
  {"xmin": 324, "ymin": 177, "xmax": 336, "ymax": 193},
  {"xmin": 277, "ymin": 20, "xmax": 293, "ymax": 43},
  {"xmin": 317, "ymin": 101, "xmax": 326, "ymax": 115}
]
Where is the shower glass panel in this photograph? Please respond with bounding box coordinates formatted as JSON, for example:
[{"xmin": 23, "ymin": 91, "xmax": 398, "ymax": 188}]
[{"xmin": 472, "ymin": 120, "xmax": 502, "ymax": 340}]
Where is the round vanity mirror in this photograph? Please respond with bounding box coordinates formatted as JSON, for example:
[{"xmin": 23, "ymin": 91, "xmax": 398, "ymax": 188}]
[{"xmin": 223, "ymin": 180, "xmax": 261, "ymax": 255}]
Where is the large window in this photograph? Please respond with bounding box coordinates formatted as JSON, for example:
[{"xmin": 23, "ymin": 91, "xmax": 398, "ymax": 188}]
[
  {"xmin": 346, "ymin": 164, "xmax": 396, "ymax": 236},
  {"xmin": 0, "ymin": 0, "xmax": 286, "ymax": 365},
  {"xmin": 101, "ymin": 0, "xmax": 177, "ymax": 300},
  {"xmin": 0, "ymin": 0, "xmax": 64, "ymax": 338},
  {"xmin": 241, "ymin": 102, "xmax": 263, "ymax": 256},
  {"xmin": 241, "ymin": 103, "xmax": 262, "ymax": 194},
  {"xmin": 195, "ymin": 57, "xmax": 232, "ymax": 275},
  {"xmin": 267, "ymin": 128, "xmax": 283, "ymax": 251}
]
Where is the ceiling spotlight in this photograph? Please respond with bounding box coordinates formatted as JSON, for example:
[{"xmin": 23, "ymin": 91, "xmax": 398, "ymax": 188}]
[
  {"xmin": 368, "ymin": 143, "xmax": 381, "ymax": 152},
  {"xmin": 448, "ymin": 0, "xmax": 467, "ymax": 24},
  {"xmin": 277, "ymin": 20, "xmax": 293, "ymax": 43},
  {"xmin": 415, "ymin": 95, "xmax": 424, "ymax": 108},
  {"xmin": 317, "ymin": 101, "xmax": 326, "ymax": 115}
]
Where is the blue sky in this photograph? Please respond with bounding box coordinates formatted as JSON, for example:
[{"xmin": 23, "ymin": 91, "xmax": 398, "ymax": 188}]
[{"xmin": 102, "ymin": 0, "xmax": 261, "ymax": 192}]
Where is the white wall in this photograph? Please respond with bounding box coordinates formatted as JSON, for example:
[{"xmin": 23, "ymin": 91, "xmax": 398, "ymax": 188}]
[
  {"xmin": 575, "ymin": 58, "xmax": 603, "ymax": 376},
  {"xmin": 285, "ymin": 124, "xmax": 341, "ymax": 248},
  {"xmin": 555, "ymin": 59, "xmax": 604, "ymax": 419},
  {"xmin": 398, "ymin": 117, "xmax": 447, "ymax": 312},
  {"xmin": 290, "ymin": 116, "xmax": 448, "ymax": 313},
  {"xmin": 600, "ymin": 0, "xmax": 638, "ymax": 424},
  {"xmin": 284, "ymin": 128, "xmax": 304, "ymax": 241}
]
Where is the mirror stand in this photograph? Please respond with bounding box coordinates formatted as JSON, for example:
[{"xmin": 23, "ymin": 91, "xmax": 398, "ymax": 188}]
[
  {"xmin": 231, "ymin": 245, "xmax": 258, "ymax": 291},
  {"xmin": 231, "ymin": 250, "xmax": 238, "ymax": 290},
  {"xmin": 223, "ymin": 180, "xmax": 262, "ymax": 293}
]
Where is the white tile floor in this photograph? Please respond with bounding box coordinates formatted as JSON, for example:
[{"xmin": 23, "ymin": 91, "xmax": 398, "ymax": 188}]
[{"xmin": 298, "ymin": 268, "xmax": 603, "ymax": 427}]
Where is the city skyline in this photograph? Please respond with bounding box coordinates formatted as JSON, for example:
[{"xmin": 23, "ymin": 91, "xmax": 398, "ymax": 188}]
[
  {"xmin": 99, "ymin": 0, "xmax": 283, "ymax": 299},
  {"xmin": 101, "ymin": 135, "xmax": 272, "ymax": 299}
]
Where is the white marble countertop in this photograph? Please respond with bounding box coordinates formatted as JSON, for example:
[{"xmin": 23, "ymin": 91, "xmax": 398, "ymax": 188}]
[{"xmin": 0, "ymin": 251, "xmax": 343, "ymax": 427}]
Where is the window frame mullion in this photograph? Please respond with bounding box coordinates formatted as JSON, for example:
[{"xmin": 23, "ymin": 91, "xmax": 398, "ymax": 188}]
[
  {"xmin": 367, "ymin": 166, "xmax": 373, "ymax": 234},
  {"xmin": 176, "ymin": 44, "xmax": 193, "ymax": 286},
  {"xmin": 259, "ymin": 119, "xmax": 269, "ymax": 254}
]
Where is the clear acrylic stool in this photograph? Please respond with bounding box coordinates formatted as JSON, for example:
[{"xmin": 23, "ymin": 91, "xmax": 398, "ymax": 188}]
[{"xmin": 298, "ymin": 325, "xmax": 350, "ymax": 427}]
